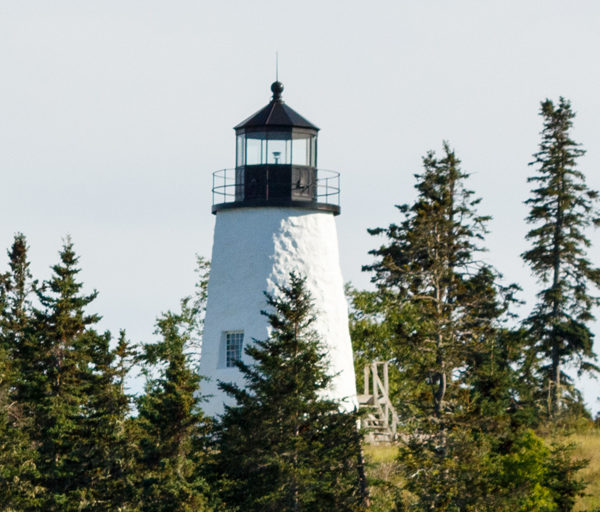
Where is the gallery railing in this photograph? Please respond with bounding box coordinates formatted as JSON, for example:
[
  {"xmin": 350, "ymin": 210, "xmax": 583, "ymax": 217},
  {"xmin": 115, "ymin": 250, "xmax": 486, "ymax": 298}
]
[{"xmin": 211, "ymin": 168, "xmax": 340, "ymax": 208}]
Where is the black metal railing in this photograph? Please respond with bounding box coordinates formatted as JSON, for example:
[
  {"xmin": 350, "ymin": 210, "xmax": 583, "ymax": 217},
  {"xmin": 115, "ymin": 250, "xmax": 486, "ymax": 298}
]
[{"xmin": 212, "ymin": 168, "xmax": 340, "ymax": 208}]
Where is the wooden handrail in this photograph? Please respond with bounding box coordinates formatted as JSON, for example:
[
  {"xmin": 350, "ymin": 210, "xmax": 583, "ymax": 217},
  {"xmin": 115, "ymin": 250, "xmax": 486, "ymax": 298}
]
[{"xmin": 360, "ymin": 361, "xmax": 399, "ymax": 440}]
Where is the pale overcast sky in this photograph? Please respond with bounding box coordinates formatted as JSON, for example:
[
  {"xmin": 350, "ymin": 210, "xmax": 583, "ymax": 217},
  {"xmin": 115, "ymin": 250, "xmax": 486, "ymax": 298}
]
[{"xmin": 1, "ymin": 1, "xmax": 599, "ymax": 412}]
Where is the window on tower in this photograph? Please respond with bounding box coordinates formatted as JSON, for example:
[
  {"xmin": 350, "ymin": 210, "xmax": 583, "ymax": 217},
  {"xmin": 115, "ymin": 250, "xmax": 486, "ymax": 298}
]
[{"xmin": 225, "ymin": 331, "xmax": 244, "ymax": 367}]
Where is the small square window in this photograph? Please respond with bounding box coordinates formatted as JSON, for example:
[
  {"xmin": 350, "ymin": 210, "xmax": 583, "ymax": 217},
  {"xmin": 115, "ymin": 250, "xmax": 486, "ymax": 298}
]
[{"xmin": 225, "ymin": 332, "xmax": 244, "ymax": 367}]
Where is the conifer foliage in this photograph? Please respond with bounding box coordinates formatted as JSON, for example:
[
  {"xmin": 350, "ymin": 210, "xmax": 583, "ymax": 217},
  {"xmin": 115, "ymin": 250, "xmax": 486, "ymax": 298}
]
[
  {"xmin": 214, "ymin": 273, "xmax": 366, "ymax": 512},
  {"xmin": 135, "ymin": 303, "xmax": 212, "ymax": 512},
  {"xmin": 365, "ymin": 144, "xmax": 505, "ymax": 509},
  {"xmin": 0, "ymin": 234, "xmax": 38, "ymax": 407},
  {"xmin": 31, "ymin": 238, "xmax": 133, "ymax": 510},
  {"xmin": 0, "ymin": 235, "xmax": 44, "ymax": 509},
  {"xmin": 362, "ymin": 143, "xmax": 587, "ymax": 510},
  {"xmin": 522, "ymin": 98, "xmax": 600, "ymax": 418},
  {"xmin": 364, "ymin": 143, "xmax": 494, "ymax": 421}
]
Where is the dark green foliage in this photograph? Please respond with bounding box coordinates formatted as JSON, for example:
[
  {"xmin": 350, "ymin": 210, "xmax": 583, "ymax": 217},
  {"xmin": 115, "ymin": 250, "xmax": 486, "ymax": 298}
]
[
  {"xmin": 545, "ymin": 441, "xmax": 588, "ymax": 511},
  {"xmin": 494, "ymin": 430, "xmax": 586, "ymax": 512},
  {"xmin": 0, "ymin": 234, "xmax": 35, "ymax": 342},
  {"xmin": 362, "ymin": 143, "xmax": 586, "ymax": 510},
  {"xmin": 346, "ymin": 285, "xmax": 405, "ymax": 399},
  {"xmin": 28, "ymin": 238, "xmax": 134, "ymax": 510},
  {"xmin": 135, "ymin": 299, "xmax": 212, "ymax": 512},
  {"xmin": 364, "ymin": 143, "xmax": 496, "ymax": 422},
  {"xmin": 214, "ymin": 273, "xmax": 366, "ymax": 511},
  {"xmin": 0, "ymin": 235, "xmax": 42, "ymax": 509},
  {"xmin": 0, "ymin": 240, "xmax": 213, "ymax": 510},
  {"xmin": 522, "ymin": 97, "xmax": 600, "ymax": 420},
  {"xmin": 0, "ymin": 345, "xmax": 40, "ymax": 510},
  {"xmin": 80, "ymin": 329, "xmax": 139, "ymax": 511},
  {"xmin": 0, "ymin": 234, "xmax": 39, "ymax": 406}
]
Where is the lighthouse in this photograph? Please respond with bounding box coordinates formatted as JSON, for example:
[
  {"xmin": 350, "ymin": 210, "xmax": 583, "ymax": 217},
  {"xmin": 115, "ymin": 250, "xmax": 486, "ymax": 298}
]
[{"xmin": 199, "ymin": 81, "xmax": 357, "ymax": 416}]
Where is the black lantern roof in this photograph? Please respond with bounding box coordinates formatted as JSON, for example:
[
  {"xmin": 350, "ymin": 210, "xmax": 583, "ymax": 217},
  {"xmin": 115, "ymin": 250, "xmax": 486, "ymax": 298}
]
[{"xmin": 234, "ymin": 81, "xmax": 319, "ymax": 131}]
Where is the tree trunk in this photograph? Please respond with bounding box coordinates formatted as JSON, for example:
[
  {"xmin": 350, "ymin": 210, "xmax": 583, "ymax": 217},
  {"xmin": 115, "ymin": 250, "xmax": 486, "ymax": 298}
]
[{"xmin": 549, "ymin": 172, "xmax": 565, "ymax": 418}]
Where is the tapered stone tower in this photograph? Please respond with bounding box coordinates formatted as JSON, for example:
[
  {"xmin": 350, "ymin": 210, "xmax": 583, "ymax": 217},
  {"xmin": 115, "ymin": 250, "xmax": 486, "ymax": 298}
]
[{"xmin": 199, "ymin": 81, "xmax": 357, "ymax": 416}]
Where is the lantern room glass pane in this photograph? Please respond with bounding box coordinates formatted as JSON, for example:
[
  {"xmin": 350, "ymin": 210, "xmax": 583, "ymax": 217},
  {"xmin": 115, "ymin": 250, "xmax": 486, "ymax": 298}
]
[
  {"xmin": 245, "ymin": 132, "xmax": 266, "ymax": 165},
  {"xmin": 266, "ymin": 132, "xmax": 291, "ymax": 165},
  {"xmin": 236, "ymin": 135, "xmax": 245, "ymax": 167},
  {"xmin": 267, "ymin": 139, "xmax": 291, "ymax": 164},
  {"xmin": 292, "ymin": 135, "xmax": 310, "ymax": 166}
]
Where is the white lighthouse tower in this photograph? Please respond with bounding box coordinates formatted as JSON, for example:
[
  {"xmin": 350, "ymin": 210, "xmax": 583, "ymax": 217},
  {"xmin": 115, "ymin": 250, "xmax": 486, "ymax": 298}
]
[{"xmin": 200, "ymin": 81, "xmax": 357, "ymax": 416}]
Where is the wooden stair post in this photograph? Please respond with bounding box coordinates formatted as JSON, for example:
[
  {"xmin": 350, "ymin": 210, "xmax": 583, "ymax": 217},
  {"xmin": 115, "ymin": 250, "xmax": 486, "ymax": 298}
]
[{"xmin": 357, "ymin": 361, "xmax": 399, "ymax": 444}]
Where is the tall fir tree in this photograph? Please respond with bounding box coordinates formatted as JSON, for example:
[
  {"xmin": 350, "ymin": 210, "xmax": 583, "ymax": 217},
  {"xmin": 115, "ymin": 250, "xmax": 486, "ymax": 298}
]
[
  {"xmin": 522, "ymin": 97, "xmax": 600, "ymax": 419},
  {"xmin": 364, "ymin": 144, "xmax": 585, "ymax": 510},
  {"xmin": 213, "ymin": 273, "xmax": 366, "ymax": 512},
  {"xmin": 365, "ymin": 145, "xmax": 501, "ymax": 509},
  {"xmin": 364, "ymin": 143, "xmax": 493, "ymax": 422},
  {"xmin": 0, "ymin": 343, "xmax": 39, "ymax": 510},
  {"xmin": 0, "ymin": 234, "xmax": 39, "ymax": 405},
  {"xmin": 32, "ymin": 238, "xmax": 133, "ymax": 510},
  {"xmin": 0, "ymin": 234, "xmax": 35, "ymax": 344},
  {"xmin": 77, "ymin": 329, "xmax": 138, "ymax": 511},
  {"xmin": 135, "ymin": 301, "xmax": 212, "ymax": 512},
  {"xmin": 0, "ymin": 234, "xmax": 41, "ymax": 509}
]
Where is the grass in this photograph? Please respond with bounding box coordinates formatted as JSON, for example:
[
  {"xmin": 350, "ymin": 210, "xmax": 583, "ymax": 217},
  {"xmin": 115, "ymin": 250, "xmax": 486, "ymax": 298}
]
[
  {"xmin": 362, "ymin": 444, "xmax": 402, "ymax": 511},
  {"xmin": 568, "ymin": 431, "xmax": 600, "ymax": 512},
  {"xmin": 363, "ymin": 428, "xmax": 600, "ymax": 511}
]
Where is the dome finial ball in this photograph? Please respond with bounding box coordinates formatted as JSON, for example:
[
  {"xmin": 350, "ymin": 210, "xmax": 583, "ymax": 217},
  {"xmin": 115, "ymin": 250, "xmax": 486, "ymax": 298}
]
[{"xmin": 271, "ymin": 81, "xmax": 284, "ymax": 101}]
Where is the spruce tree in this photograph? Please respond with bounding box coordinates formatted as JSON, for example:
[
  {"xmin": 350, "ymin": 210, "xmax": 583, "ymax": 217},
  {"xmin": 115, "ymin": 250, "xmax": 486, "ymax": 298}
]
[
  {"xmin": 364, "ymin": 143, "xmax": 493, "ymax": 422},
  {"xmin": 0, "ymin": 343, "xmax": 39, "ymax": 510},
  {"xmin": 77, "ymin": 329, "xmax": 138, "ymax": 511},
  {"xmin": 32, "ymin": 238, "xmax": 133, "ymax": 510},
  {"xmin": 0, "ymin": 234, "xmax": 39, "ymax": 405},
  {"xmin": 0, "ymin": 234, "xmax": 41, "ymax": 509},
  {"xmin": 0, "ymin": 234, "xmax": 34, "ymax": 342},
  {"xmin": 363, "ymin": 144, "xmax": 585, "ymax": 510},
  {"xmin": 364, "ymin": 145, "xmax": 500, "ymax": 509},
  {"xmin": 135, "ymin": 302, "xmax": 212, "ymax": 512},
  {"xmin": 213, "ymin": 273, "xmax": 366, "ymax": 512},
  {"xmin": 522, "ymin": 97, "xmax": 600, "ymax": 419}
]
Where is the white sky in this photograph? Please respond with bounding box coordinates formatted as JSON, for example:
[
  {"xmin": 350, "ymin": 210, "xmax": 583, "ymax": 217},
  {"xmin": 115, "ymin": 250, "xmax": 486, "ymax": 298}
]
[{"xmin": 1, "ymin": 0, "xmax": 599, "ymax": 412}]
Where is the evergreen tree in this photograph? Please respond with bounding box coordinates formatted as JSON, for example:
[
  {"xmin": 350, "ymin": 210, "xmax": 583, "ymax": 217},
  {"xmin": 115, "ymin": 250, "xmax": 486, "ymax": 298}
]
[
  {"xmin": 522, "ymin": 97, "xmax": 600, "ymax": 419},
  {"xmin": 0, "ymin": 234, "xmax": 41, "ymax": 509},
  {"xmin": 364, "ymin": 143, "xmax": 493, "ymax": 423},
  {"xmin": 0, "ymin": 234, "xmax": 33, "ymax": 344},
  {"xmin": 135, "ymin": 301, "xmax": 212, "ymax": 512},
  {"xmin": 184, "ymin": 256, "xmax": 210, "ymax": 367},
  {"xmin": 0, "ymin": 234, "xmax": 39, "ymax": 404},
  {"xmin": 78, "ymin": 329, "xmax": 138, "ymax": 511},
  {"xmin": 0, "ymin": 344, "xmax": 40, "ymax": 510},
  {"xmin": 32, "ymin": 238, "xmax": 133, "ymax": 510},
  {"xmin": 213, "ymin": 273, "xmax": 366, "ymax": 512},
  {"xmin": 364, "ymin": 144, "xmax": 584, "ymax": 510}
]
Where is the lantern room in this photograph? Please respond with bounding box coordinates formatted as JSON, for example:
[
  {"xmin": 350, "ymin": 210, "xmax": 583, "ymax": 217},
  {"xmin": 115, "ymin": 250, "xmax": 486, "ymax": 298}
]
[{"xmin": 211, "ymin": 81, "xmax": 340, "ymax": 215}]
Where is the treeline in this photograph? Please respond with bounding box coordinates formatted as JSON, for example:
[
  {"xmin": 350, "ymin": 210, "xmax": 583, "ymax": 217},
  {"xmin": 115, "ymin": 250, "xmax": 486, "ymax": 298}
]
[
  {"xmin": 0, "ymin": 239, "xmax": 365, "ymax": 510},
  {"xmin": 0, "ymin": 239, "xmax": 209, "ymax": 510},
  {"xmin": 348, "ymin": 97, "xmax": 600, "ymax": 510},
  {"xmin": 0, "ymin": 97, "xmax": 598, "ymax": 512}
]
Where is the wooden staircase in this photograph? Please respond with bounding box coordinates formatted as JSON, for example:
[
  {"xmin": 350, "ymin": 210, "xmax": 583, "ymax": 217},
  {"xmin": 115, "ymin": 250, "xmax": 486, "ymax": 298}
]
[{"xmin": 357, "ymin": 361, "xmax": 399, "ymax": 444}]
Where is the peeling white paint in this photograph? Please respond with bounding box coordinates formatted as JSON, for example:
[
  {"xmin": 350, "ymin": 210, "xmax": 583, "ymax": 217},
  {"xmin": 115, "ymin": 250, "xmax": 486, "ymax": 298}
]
[{"xmin": 199, "ymin": 207, "xmax": 358, "ymax": 417}]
